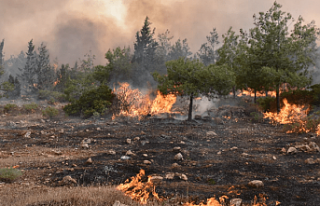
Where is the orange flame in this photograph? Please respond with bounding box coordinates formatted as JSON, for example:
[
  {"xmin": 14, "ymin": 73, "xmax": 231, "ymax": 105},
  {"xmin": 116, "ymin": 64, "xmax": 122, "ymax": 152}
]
[
  {"xmin": 112, "ymin": 82, "xmax": 176, "ymax": 120},
  {"xmin": 263, "ymin": 98, "xmax": 310, "ymax": 133}
]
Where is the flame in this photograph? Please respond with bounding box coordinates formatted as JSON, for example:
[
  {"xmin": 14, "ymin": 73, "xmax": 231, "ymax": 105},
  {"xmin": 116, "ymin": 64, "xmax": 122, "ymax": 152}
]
[
  {"xmin": 112, "ymin": 82, "xmax": 176, "ymax": 120},
  {"xmin": 263, "ymin": 98, "xmax": 310, "ymax": 133},
  {"xmin": 116, "ymin": 169, "xmax": 162, "ymax": 204},
  {"xmin": 53, "ymin": 79, "xmax": 60, "ymax": 86},
  {"xmin": 237, "ymin": 88, "xmax": 276, "ymax": 97}
]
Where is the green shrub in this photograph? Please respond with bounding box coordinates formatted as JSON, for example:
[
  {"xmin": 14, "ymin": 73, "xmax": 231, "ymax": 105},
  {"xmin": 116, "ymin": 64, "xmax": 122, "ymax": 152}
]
[
  {"xmin": 47, "ymin": 97, "xmax": 56, "ymax": 105},
  {"xmin": 4, "ymin": 103, "xmax": 18, "ymax": 112},
  {"xmin": 0, "ymin": 167, "xmax": 23, "ymax": 183},
  {"xmin": 63, "ymin": 85, "xmax": 115, "ymax": 118},
  {"xmin": 42, "ymin": 106, "xmax": 59, "ymax": 118},
  {"xmin": 23, "ymin": 102, "xmax": 39, "ymax": 112},
  {"xmin": 38, "ymin": 90, "xmax": 67, "ymax": 102},
  {"xmin": 250, "ymin": 112, "xmax": 264, "ymax": 122},
  {"xmin": 257, "ymin": 96, "xmax": 276, "ymax": 112}
]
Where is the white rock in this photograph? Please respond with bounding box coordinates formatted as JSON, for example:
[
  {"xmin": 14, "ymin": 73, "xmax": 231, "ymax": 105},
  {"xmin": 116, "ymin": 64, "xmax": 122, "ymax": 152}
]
[
  {"xmin": 113, "ymin": 200, "xmax": 128, "ymax": 206},
  {"xmin": 287, "ymin": 147, "xmax": 297, "ymax": 154},
  {"xmin": 272, "ymin": 156, "xmax": 277, "ymax": 160},
  {"xmin": 60, "ymin": 175, "xmax": 77, "ymax": 185},
  {"xmin": 85, "ymin": 158, "xmax": 93, "ymax": 164},
  {"xmin": 107, "ymin": 150, "xmax": 116, "ymax": 155},
  {"xmin": 126, "ymin": 150, "xmax": 135, "ymax": 156},
  {"xmin": 133, "ymin": 137, "xmax": 140, "ymax": 141},
  {"xmin": 24, "ymin": 130, "xmax": 32, "ymax": 138},
  {"xmin": 230, "ymin": 146, "xmax": 238, "ymax": 151},
  {"xmin": 241, "ymin": 152, "xmax": 249, "ymax": 157},
  {"xmin": 120, "ymin": 156, "xmax": 130, "ymax": 160},
  {"xmin": 172, "ymin": 163, "xmax": 180, "ymax": 167},
  {"xmin": 281, "ymin": 148, "xmax": 287, "ymax": 153},
  {"xmin": 180, "ymin": 174, "xmax": 188, "ymax": 181},
  {"xmin": 305, "ymin": 158, "xmax": 316, "ymax": 164},
  {"xmin": 173, "ymin": 147, "xmax": 181, "ymax": 152},
  {"xmin": 143, "ymin": 160, "xmax": 152, "ymax": 165},
  {"xmin": 309, "ymin": 142, "xmax": 320, "ymax": 152},
  {"xmin": 217, "ymin": 151, "xmax": 222, "ymax": 155},
  {"xmin": 150, "ymin": 176, "xmax": 163, "ymax": 181},
  {"xmin": 174, "ymin": 153, "xmax": 184, "ymax": 161},
  {"xmin": 126, "ymin": 139, "xmax": 132, "ymax": 144},
  {"xmin": 165, "ymin": 173, "xmax": 175, "ymax": 180},
  {"xmin": 142, "ymin": 154, "xmax": 148, "ymax": 157},
  {"xmin": 206, "ymin": 131, "xmax": 217, "ymax": 137},
  {"xmin": 81, "ymin": 143, "xmax": 89, "ymax": 149},
  {"xmin": 248, "ymin": 180, "xmax": 264, "ymax": 188},
  {"xmin": 96, "ymin": 127, "xmax": 101, "ymax": 131},
  {"xmin": 230, "ymin": 198, "xmax": 242, "ymax": 206}
]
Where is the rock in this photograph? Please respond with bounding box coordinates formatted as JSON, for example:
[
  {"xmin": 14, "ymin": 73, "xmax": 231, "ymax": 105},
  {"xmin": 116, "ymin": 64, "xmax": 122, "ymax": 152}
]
[
  {"xmin": 85, "ymin": 158, "xmax": 93, "ymax": 165},
  {"xmin": 273, "ymin": 156, "xmax": 277, "ymax": 160},
  {"xmin": 141, "ymin": 140, "xmax": 149, "ymax": 146},
  {"xmin": 179, "ymin": 174, "xmax": 188, "ymax": 181},
  {"xmin": 82, "ymin": 138, "xmax": 92, "ymax": 144},
  {"xmin": 295, "ymin": 144, "xmax": 311, "ymax": 152},
  {"xmin": 133, "ymin": 137, "xmax": 140, "ymax": 141},
  {"xmin": 126, "ymin": 139, "xmax": 132, "ymax": 144},
  {"xmin": 59, "ymin": 129, "xmax": 64, "ymax": 134},
  {"xmin": 217, "ymin": 151, "xmax": 222, "ymax": 155},
  {"xmin": 150, "ymin": 176, "xmax": 163, "ymax": 181},
  {"xmin": 248, "ymin": 180, "xmax": 264, "ymax": 188},
  {"xmin": 140, "ymin": 131, "xmax": 146, "ymax": 135},
  {"xmin": 173, "ymin": 147, "xmax": 181, "ymax": 152},
  {"xmin": 143, "ymin": 160, "xmax": 152, "ymax": 165},
  {"xmin": 113, "ymin": 200, "xmax": 128, "ymax": 206},
  {"xmin": 54, "ymin": 151, "xmax": 63, "ymax": 156},
  {"xmin": 230, "ymin": 198, "xmax": 242, "ymax": 206},
  {"xmin": 40, "ymin": 119, "xmax": 46, "ymax": 123},
  {"xmin": 107, "ymin": 149, "xmax": 116, "ymax": 155},
  {"xmin": 126, "ymin": 150, "xmax": 135, "ymax": 156},
  {"xmin": 180, "ymin": 141, "xmax": 185, "ymax": 144},
  {"xmin": 206, "ymin": 131, "xmax": 217, "ymax": 137},
  {"xmin": 165, "ymin": 172, "xmax": 175, "ymax": 180},
  {"xmin": 194, "ymin": 115, "xmax": 202, "ymax": 120},
  {"xmin": 142, "ymin": 154, "xmax": 148, "ymax": 157},
  {"xmin": 174, "ymin": 153, "xmax": 184, "ymax": 161},
  {"xmin": 172, "ymin": 163, "xmax": 180, "ymax": 167},
  {"xmin": 59, "ymin": 175, "xmax": 77, "ymax": 185},
  {"xmin": 305, "ymin": 158, "xmax": 317, "ymax": 164},
  {"xmin": 120, "ymin": 156, "xmax": 130, "ymax": 160},
  {"xmin": 281, "ymin": 147, "xmax": 287, "ymax": 153},
  {"xmin": 81, "ymin": 143, "xmax": 89, "ymax": 149},
  {"xmin": 287, "ymin": 147, "xmax": 297, "ymax": 154},
  {"xmin": 309, "ymin": 142, "xmax": 320, "ymax": 152},
  {"xmin": 214, "ymin": 117, "xmax": 224, "ymax": 125},
  {"xmin": 96, "ymin": 127, "xmax": 101, "ymax": 131},
  {"xmin": 24, "ymin": 130, "xmax": 32, "ymax": 138},
  {"xmin": 230, "ymin": 146, "xmax": 238, "ymax": 151},
  {"xmin": 241, "ymin": 152, "xmax": 249, "ymax": 157}
]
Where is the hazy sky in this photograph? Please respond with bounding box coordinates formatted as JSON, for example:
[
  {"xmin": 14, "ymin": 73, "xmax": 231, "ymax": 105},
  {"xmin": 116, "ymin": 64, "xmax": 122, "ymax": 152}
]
[{"xmin": 1, "ymin": 0, "xmax": 320, "ymax": 65}]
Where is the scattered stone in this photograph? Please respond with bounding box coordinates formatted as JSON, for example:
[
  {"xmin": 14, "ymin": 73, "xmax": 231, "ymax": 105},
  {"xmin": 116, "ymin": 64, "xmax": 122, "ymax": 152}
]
[
  {"xmin": 241, "ymin": 152, "xmax": 249, "ymax": 157},
  {"xmin": 206, "ymin": 131, "xmax": 217, "ymax": 137},
  {"xmin": 59, "ymin": 129, "xmax": 64, "ymax": 134},
  {"xmin": 305, "ymin": 158, "xmax": 317, "ymax": 165},
  {"xmin": 126, "ymin": 150, "xmax": 135, "ymax": 156},
  {"xmin": 142, "ymin": 154, "xmax": 148, "ymax": 157},
  {"xmin": 173, "ymin": 147, "xmax": 181, "ymax": 152},
  {"xmin": 217, "ymin": 151, "xmax": 222, "ymax": 155},
  {"xmin": 248, "ymin": 180, "xmax": 264, "ymax": 188},
  {"xmin": 85, "ymin": 158, "xmax": 93, "ymax": 165},
  {"xmin": 133, "ymin": 137, "xmax": 140, "ymax": 141},
  {"xmin": 140, "ymin": 131, "xmax": 146, "ymax": 135},
  {"xmin": 24, "ymin": 130, "xmax": 32, "ymax": 138},
  {"xmin": 59, "ymin": 175, "xmax": 77, "ymax": 186},
  {"xmin": 287, "ymin": 147, "xmax": 297, "ymax": 154},
  {"xmin": 141, "ymin": 140, "xmax": 149, "ymax": 146},
  {"xmin": 180, "ymin": 141, "xmax": 185, "ymax": 144},
  {"xmin": 230, "ymin": 146, "xmax": 238, "ymax": 151},
  {"xmin": 126, "ymin": 139, "xmax": 132, "ymax": 144},
  {"xmin": 281, "ymin": 148, "xmax": 287, "ymax": 153},
  {"xmin": 121, "ymin": 156, "xmax": 130, "ymax": 160},
  {"xmin": 195, "ymin": 115, "xmax": 202, "ymax": 120},
  {"xmin": 172, "ymin": 163, "xmax": 180, "ymax": 167},
  {"xmin": 107, "ymin": 150, "xmax": 116, "ymax": 155},
  {"xmin": 230, "ymin": 198, "xmax": 242, "ymax": 206},
  {"xmin": 214, "ymin": 117, "xmax": 224, "ymax": 125},
  {"xmin": 272, "ymin": 156, "xmax": 277, "ymax": 160},
  {"xmin": 113, "ymin": 200, "xmax": 128, "ymax": 206},
  {"xmin": 165, "ymin": 172, "xmax": 175, "ymax": 180},
  {"xmin": 179, "ymin": 174, "xmax": 188, "ymax": 181},
  {"xmin": 54, "ymin": 151, "xmax": 63, "ymax": 156},
  {"xmin": 295, "ymin": 144, "xmax": 311, "ymax": 152},
  {"xmin": 96, "ymin": 127, "xmax": 101, "ymax": 131},
  {"xmin": 40, "ymin": 119, "xmax": 45, "ymax": 123},
  {"xmin": 309, "ymin": 142, "xmax": 320, "ymax": 152},
  {"xmin": 82, "ymin": 138, "xmax": 92, "ymax": 144},
  {"xmin": 174, "ymin": 153, "xmax": 184, "ymax": 161},
  {"xmin": 150, "ymin": 176, "xmax": 163, "ymax": 181},
  {"xmin": 72, "ymin": 164, "xmax": 77, "ymax": 167},
  {"xmin": 143, "ymin": 160, "xmax": 152, "ymax": 165},
  {"xmin": 81, "ymin": 143, "xmax": 89, "ymax": 149}
]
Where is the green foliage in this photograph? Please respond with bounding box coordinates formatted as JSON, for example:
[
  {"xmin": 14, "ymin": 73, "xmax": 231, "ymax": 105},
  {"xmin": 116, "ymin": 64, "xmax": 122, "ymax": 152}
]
[
  {"xmin": 42, "ymin": 106, "xmax": 59, "ymax": 118},
  {"xmin": 250, "ymin": 112, "xmax": 264, "ymax": 122},
  {"xmin": 257, "ymin": 96, "xmax": 276, "ymax": 111},
  {"xmin": 23, "ymin": 102, "xmax": 39, "ymax": 112},
  {"xmin": 0, "ymin": 167, "xmax": 23, "ymax": 183},
  {"xmin": 63, "ymin": 85, "xmax": 115, "ymax": 118},
  {"xmin": 197, "ymin": 28, "xmax": 219, "ymax": 66},
  {"xmin": 4, "ymin": 103, "xmax": 18, "ymax": 112},
  {"xmin": 207, "ymin": 179, "xmax": 216, "ymax": 185},
  {"xmin": 38, "ymin": 90, "xmax": 66, "ymax": 102}
]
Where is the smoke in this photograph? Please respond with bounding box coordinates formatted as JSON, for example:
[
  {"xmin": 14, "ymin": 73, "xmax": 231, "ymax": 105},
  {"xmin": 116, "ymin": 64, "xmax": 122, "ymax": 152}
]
[{"xmin": 0, "ymin": 0, "xmax": 319, "ymax": 66}]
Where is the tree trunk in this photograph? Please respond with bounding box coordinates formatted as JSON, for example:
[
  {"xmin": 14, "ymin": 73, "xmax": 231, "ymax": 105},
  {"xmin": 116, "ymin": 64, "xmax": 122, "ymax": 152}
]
[
  {"xmin": 188, "ymin": 93, "xmax": 193, "ymax": 121},
  {"xmin": 254, "ymin": 90, "xmax": 257, "ymax": 103},
  {"xmin": 232, "ymin": 86, "xmax": 236, "ymax": 99},
  {"xmin": 265, "ymin": 90, "xmax": 268, "ymax": 97},
  {"xmin": 276, "ymin": 84, "xmax": 280, "ymax": 113}
]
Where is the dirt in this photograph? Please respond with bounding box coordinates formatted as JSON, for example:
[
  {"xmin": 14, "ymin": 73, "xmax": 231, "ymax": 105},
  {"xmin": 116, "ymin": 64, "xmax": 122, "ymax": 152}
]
[{"xmin": 0, "ymin": 109, "xmax": 320, "ymax": 206}]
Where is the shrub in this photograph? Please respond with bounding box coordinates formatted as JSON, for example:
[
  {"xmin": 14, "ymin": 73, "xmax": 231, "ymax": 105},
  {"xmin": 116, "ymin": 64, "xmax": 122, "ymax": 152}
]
[
  {"xmin": 42, "ymin": 106, "xmax": 59, "ymax": 118},
  {"xmin": 47, "ymin": 97, "xmax": 56, "ymax": 105},
  {"xmin": 4, "ymin": 103, "xmax": 18, "ymax": 112},
  {"xmin": 23, "ymin": 102, "xmax": 39, "ymax": 112},
  {"xmin": 63, "ymin": 85, "xmax": 115, "ymax": 118},
  {"xmin": 250, "ymin": 112, "xmax": 264, "ymax": 123},
  {"xmin": 38, "ymin": 90, "xmax": 67, "ymax": 102},
  {"xmin": 0, "ymin": 167, "xmax": 23, "ymax": 183},
  {"xmin": 257, "ymin": 96, "xmax": 276, "ymax": 112}
]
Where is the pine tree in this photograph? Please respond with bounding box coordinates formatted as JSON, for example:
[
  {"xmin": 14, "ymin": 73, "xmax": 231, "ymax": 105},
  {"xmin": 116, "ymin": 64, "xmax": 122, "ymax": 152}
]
[
  {"xmin": 197, "ymin": 28, "xmax": 219, "ymax": 66},
  {"xmin": 36, "ymin": 42, "xmax": 55, "ymax": 90}
]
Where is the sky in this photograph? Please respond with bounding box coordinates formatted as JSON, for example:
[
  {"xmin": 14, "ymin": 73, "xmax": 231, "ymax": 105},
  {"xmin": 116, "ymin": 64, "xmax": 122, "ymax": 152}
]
[{"xmin": 1, "ymin": 0, "xmax": 320, "ymax": 65}]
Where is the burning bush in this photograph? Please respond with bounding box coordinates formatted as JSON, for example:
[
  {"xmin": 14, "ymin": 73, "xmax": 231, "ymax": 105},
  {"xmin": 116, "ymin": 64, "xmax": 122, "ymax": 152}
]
[{"xmin": 63, "ymin": 85, "xmax": 115, "ymax": 118}]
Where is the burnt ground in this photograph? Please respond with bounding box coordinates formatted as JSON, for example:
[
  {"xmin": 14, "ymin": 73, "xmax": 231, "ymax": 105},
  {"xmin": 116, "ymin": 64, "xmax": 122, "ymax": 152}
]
[{"xmin": 0, "ymin": 108, "xmax": 320, "ymax": 206}]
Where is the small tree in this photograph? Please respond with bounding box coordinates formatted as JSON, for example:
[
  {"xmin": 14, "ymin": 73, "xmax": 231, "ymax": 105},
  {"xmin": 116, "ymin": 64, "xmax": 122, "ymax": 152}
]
[{"xmin": 197, "ymin": 28, "xmax": 219, "ymax": 66}]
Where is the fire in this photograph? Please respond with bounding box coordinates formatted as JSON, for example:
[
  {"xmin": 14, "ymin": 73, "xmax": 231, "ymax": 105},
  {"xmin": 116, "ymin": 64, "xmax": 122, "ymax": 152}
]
[
  {"xmin": 53, "ymin": 79, "xmax": 60, "ymax": 86},
  {"xmin": 237, "ymin": 88, "xmax": 276, "ymax": 97},
  {"xmin": 116, "ymin": 169, "xmax": 162, "ymax": 204},
  {"xmin": 112, "ymin": 82, "xmax": 176, "ymax": 120},
  {"xmin": 263, "ymin": 98, "xmax": 310, "ymax": 133}
]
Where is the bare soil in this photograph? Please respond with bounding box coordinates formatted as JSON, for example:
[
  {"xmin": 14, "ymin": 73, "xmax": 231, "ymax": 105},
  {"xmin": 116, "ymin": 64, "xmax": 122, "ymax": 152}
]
[{"xmin": 0, "ymin": 106, "xmax": 320, "ymax": 206}]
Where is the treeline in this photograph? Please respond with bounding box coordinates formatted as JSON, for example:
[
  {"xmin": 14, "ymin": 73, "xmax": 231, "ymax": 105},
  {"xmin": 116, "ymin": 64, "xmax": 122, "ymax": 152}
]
[{"xmin": 0, "ymin": 1, "xmax": 318, "ymax": 119}]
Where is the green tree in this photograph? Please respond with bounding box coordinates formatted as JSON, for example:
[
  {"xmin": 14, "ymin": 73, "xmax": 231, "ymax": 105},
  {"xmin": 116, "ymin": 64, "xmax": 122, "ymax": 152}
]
[
  {"xmin": 36, "ymin": 43, "xmax": 56, "ymax": 90},
  {"xmin": 244, "ymin": 2, "xmax": 318, "ymax": 110},
  {"xmin": 197, "ymin": 28, "xmax": 219, "ymax": 66},
  {"xmin": 167, "ymin": 38, "xmax": 192, "ymax": 61}
]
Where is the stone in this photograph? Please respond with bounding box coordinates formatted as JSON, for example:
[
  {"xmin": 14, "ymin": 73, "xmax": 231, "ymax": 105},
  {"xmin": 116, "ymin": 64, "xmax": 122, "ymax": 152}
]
[
  {"xmin": 172, "ymin": 163, "xmax": 180, "ymax": 167},
  {"xmin": 85, "ymin": 158, "xmax": 93, "ymax": 165},
  {"xmin": 126, "ymin": 150, "xmax": 135, "ymax": 156},
  {"xmin": 59, "ymin": 129, "xmax": 64, "ymax": 134},
  {"xmin": 81, "ymin": 143, "xmax": 89, "ymax": 149},
  {"xmin": 133, "ymin": 137, "xmax": 140, "ymax": 141},
  {"xmin": 82, "ymin": 138, "xmax": 92, "ymax": 144},
  {"xmin": 150, "ymin": 176, "xmax": 163, "ymax": 181},
  {"xmin": 142, "ymin": 154, "xmax": 148, "ymax": 157},
  {"xmin": 206, "ymin": 131, "xmax": 217, "ymax": 137},
  {"xmin": 59, "ymin": 175, "xmax": 77, "ymax": 185},
  {"xmin": 305, "ymin": 158, "xmax": 317, "ymax": 165},
  {"xmin": 174, "ymin": 153, "xmax": 184, "ymax": 161},
  {"xmin": 230, "ymin": 198, "xmax": 242, "ymax": 206},
  {"xmin": 24, "ymin": 130, "xmax": 32, "ymax": 138},
  {"xmin": 173, "ymin": 147, "xmax": 181, "ymax": 152},
  {"xmin": 281, "ymin": 148, "xmax": 287, "ymax": 153},
  {"xmin": 230, "ymin": 146, "xmax": 238, "ymax": 151},
  {"xmin": 180, "ymin": 174, "xmax": 188, "ymax": 181},
  {"xmin": 194, "ymin": 115, "xmax": 202, "ymax": 120},
  {"xmin": 241, "ymin": 152, "xmax": 249, "ymax": 157},
  {"xmin": 120, "ymin": 156, "xmax": 130, "ymax": 160},
  {"xmin": 273, "ymin": 156, "xmax": 277, "ymax": 160},
  {"xmin": 214, "ymin": 117, "xmax": 224, "ymax": 125},
  {"xmin": 113, "ymin": 200, "xmax": 128, "ymax": 206},
  {"xmin": 143, "ymin": 160, "xmax": 152, "ymax": 165},
  {"xmin": 126, "ymin": 139, "xmax": 132, "ymax": 144},
  {"xmin": 140, "ymin": 131, "xmax": 146, "ymax": 135},
  {"xmin": 287, "ymin": 147, "xmax": 297, "ymax": 154},
  {"xmin": 309, "ymin": 142, "xmax": 320, "ymax": 152},
  {"xmin": 217, "ymin": 151, "xmax": 222, "ymax": 155},
  {"xmin": 107, "ymin": 150, "xmax": 116, "ymax": 155},
  {"xmin": 295, "ymin": 144, "xmax": 311, "ymax": 152},
  {"xmin": 165, "ymin": 172, "xmax": 175, "ymax": 180},
  {"xmin": 96, "ymin": 127, "xmax": 101, "ymax": 131},
  {"xmin": 248, "ymin": 180, "xmax": 264, "ymax": 188}
]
